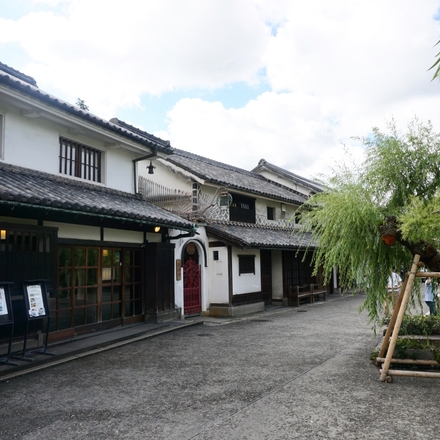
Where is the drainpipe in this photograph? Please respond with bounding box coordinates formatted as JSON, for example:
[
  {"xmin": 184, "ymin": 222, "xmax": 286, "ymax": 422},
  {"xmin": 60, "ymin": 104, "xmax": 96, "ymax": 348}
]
[{"xmin": 132, "ymin": 148, "xmax": 157, "ymax": 194}]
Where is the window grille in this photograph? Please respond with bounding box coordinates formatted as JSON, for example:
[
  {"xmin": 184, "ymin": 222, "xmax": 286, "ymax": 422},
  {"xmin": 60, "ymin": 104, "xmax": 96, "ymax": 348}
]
[
  {"xmin": 192, "ymin": 182, "xmax": 199, "ymax": 211},
  {"xmin": 59, "ymin": 137, "xmax": 102, "ymax": 182},
  {"xmin": 238, "ymin": 255, "xmax": 255, "ymax": 275}
]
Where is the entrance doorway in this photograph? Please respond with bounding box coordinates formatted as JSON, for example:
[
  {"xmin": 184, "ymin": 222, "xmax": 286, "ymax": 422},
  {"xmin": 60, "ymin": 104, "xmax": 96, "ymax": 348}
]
[
  {"xmin": 56, "ymin": 245, "xmax": 143, "ymax": 335},
  {"xmin": 183, "ymin": 242, "xmax": 201, "ymax": 315}
]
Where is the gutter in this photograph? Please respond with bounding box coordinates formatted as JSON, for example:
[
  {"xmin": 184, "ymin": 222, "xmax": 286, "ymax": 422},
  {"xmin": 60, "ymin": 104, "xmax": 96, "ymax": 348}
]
[{"xmin": 132, "ymin": 149, "xmax": 157, "ymax": 194}]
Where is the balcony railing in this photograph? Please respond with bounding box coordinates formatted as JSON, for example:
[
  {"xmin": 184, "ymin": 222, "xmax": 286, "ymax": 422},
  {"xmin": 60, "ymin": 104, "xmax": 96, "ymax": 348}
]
[{"xmin": 139, "ymin": 176, "xmax": 296, "ymax": 228}]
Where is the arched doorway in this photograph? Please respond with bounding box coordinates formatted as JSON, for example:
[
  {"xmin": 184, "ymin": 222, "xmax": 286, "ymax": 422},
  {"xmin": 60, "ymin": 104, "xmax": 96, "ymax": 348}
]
[{"xmin": 183, "ymin": 242, "xmax": 201, "ymax": 315}]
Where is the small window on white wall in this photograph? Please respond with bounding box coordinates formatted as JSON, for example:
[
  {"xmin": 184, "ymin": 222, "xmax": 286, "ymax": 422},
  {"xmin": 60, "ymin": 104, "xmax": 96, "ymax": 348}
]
[
  {"xmin": 267, "ymin": 206, "xmax": 275, "ymax": 220},
  {"xmin": 0, "ymin": 113, "xmax": 4, "ymax": 159},
  {"xmin": 238, "ymin": 255, "xmax": 255, "ymax": 275}
]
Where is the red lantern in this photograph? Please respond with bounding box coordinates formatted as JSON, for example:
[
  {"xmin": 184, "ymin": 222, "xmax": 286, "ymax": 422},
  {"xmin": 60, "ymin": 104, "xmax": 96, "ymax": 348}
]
[{"xmin": 381, "ymin": 234, "xmax": 396, "ymax": 246}]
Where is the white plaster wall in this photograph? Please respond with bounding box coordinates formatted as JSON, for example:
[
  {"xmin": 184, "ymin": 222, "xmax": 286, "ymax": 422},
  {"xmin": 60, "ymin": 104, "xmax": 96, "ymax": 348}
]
[
  {"xmin": 3, "ymin": 108, "xmax": 59, "ymax": 173},
  {"xmin": 43, "ymin": 226, "xmax": 163, "ymax": 244},
  {"xmin": 106, "ymin": 147, "xmax": 135, "ymax": 193},
  {"xmin": 139, "ymin": 159, "xmax": 193, "ymax": 192},
  {"xmin": 1, "ymin": 105, "xmax": 136, "ymax": 193},
  {"xmin": 104, "ymin": 228, "xmax": 143, "ymax": 243},
  {"xmin": 256, "ymin": 169, "xmax": 313, "ymax": 196},
  {"xmin": 271, "ymin": 250, "xmax": 284, "ymax": 300},
  {"xmin": 232, "ymin": 248, "xmax": 261, "ymax": 294},
  {"xmin": 43, "ymin": 222, "xmax": 100, "ymax": 240},
  {"xmin": 146, "ymin": 232, "xmax": 163, "ymax": 243},
  {"xmin": 255, "ymin": 197, "xmax": 298, "ymax": 224}
]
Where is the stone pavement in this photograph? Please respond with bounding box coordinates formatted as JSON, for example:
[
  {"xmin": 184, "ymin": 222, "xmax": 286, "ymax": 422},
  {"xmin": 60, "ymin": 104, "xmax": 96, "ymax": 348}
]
[
  {"xmin": 0, "ymin": 316, "xmax": 201, "ymax": 381},
  {"xmin": 1, "ymin": 293, "xmax": 439, "ymax": 439}
]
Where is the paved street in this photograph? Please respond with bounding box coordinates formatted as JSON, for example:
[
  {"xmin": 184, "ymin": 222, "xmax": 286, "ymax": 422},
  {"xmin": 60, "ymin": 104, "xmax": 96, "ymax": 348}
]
[{"xmin": 1, "ymin": 293, "xmax": 439, "ymax": 439}]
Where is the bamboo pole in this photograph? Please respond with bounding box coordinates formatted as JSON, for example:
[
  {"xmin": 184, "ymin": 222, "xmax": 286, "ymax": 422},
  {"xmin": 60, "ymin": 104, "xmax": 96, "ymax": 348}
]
[
  {"xmin": 415, "ymin": 272, "xmax": 440, "ymax": 277},
  {"xmin": 377, "ymin": 272, "xmax": 409, "ymax": 360},
  {"xmin": 376, "ymin": 357, "xmax": 439, "ymax": 366},
  {"xmin": 381, "ymin": 369, "xmax": 440, "ymax": 379},
  {"xmin": 379, "ymin": 254, "xmax": 420, "ymax": 382}
]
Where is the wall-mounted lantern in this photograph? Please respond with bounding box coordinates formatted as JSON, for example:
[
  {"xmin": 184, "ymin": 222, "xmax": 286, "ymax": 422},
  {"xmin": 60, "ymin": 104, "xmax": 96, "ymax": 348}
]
[{"xmin": 147, "ymin": 161, "xmax": 156, "ymax": 175}]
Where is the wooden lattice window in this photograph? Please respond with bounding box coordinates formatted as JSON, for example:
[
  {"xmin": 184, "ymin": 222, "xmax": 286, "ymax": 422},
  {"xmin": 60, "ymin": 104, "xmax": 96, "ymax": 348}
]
[
  {"xmin": 59, "ymin": 137, "xmax": 102, "ymax": 182},
  {"xmin": 230, "ymin": 193, "xmax": 256, "ymax": 224},
  {"xmin": 238, "ymin": 255, "xmax": 255, "ymax": 275}
]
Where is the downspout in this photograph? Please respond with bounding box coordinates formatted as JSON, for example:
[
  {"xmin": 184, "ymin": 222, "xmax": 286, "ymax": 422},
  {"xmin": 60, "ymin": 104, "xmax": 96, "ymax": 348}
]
[{"xmin": 132, "ymin": 148, "xmax": 157, "ymax": 194}]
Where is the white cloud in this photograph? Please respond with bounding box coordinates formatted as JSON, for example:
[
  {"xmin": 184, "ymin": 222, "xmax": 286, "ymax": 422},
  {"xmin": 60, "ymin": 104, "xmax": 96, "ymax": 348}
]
[
  {"xmin": 1, "ymin": 0, "xmax": 440, "ymax": 180},
  {"xmin": 157, "ymin": 0, "xmax": 440, "ymax": 178},
  {"xmin": 155, "ymin": 92, "xmax": 363, "ymax": 179},
  {"xmin": 1, "ymin": 0, "xmax": 272, "ymax": 116}
]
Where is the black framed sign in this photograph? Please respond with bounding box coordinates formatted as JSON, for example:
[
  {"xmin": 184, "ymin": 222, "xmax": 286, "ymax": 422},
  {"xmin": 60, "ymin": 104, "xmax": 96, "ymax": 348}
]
[
  {"xmin": 0, "ymin": 283, "xmax": 13, "ymax": 325},
  {"xmin": 12, "ymin": 280, "xmax": 53, "ymax": 361},
  {"xmin": 23, "ymin": 281, "xmax": 50, "ymax": 320},
  {"xmin": 0, "ymin": 282, "xmax": 18, "ymax": 366}
]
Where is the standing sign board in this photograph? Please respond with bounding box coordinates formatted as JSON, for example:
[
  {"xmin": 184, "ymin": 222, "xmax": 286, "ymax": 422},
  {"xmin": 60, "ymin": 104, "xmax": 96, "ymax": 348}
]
[
  {"xmin": 0, "ymin": 286, "xmax": 12, "ymax": 321},
  {"xmin": 0, "ymin": 282, "xmax": 18, "ymax": 366},
  {"xmin": 13, "ymin": 280, "xmax": 54, "ymax": 361},
  {"xmin": 24, "ymin": 283, "xmax": 49, "ymax": 319}
]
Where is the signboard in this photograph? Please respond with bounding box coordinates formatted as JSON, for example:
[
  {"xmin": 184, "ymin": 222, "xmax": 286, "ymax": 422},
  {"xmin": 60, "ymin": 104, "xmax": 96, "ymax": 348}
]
[
  {"xmin": 23, "ymin": 281, "xmax": 50, "ymax": 320},
  {"xmin": 0, "ymin": 284, "xmax": 13, "ymax": 324},
  {"xmin": 0, "ymin": 282, "xmax": 17, "ymax": 366},
  {"xmin": 26, "ymin": 284, "xmax": 46, "ymax": 318},
  {"xmin": 0, "ymin": 287, "xmax": 8, "ymax": 316}
]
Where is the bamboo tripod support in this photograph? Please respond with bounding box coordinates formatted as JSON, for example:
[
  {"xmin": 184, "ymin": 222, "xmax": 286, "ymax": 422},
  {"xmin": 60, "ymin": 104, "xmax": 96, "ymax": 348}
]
[{"xmin": 378, "ymin": 253, "xmax": 440, "ymax": 382}]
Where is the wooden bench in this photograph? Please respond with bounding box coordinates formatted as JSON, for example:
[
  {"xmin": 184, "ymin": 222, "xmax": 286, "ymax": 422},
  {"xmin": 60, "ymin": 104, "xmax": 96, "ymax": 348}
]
[
  {"xmin": 287, "ymin": 284, "xmax": 314, "ymax": 307},
  {"xmin": 312, "ymin": 284, "xmax": 327, "ymax": 302}
]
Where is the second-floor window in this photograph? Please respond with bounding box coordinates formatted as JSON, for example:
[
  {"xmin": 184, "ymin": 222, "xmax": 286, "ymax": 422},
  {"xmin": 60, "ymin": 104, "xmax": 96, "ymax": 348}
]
[
  {"xmin": 59, "ymin": 137, "xmax": 102, "ymax": 182},
  {"xmin": 229, "ymin": 193, "xmax": 255, "ymax": 223},
  {"xmin": 267, "ymin": 207, "xmax": 275, "ymax": 220}
]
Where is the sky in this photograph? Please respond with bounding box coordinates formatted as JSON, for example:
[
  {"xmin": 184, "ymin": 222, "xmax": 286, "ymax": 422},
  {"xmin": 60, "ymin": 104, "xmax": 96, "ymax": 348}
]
[{"xmin": 0, "ymin": 0, "xmax": 440, "ymax": 181}]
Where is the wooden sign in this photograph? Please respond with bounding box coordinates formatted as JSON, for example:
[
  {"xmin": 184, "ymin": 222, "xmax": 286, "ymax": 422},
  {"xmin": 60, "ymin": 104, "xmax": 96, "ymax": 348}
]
[{"xmin": 176, "ymin": 259, "xmax": 181, "ymax": 281}]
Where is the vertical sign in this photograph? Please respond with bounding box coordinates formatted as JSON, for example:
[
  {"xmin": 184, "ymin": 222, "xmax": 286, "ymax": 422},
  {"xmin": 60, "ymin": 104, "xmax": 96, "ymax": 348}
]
[
  {"xmin": 25, "ymin": 283, "xmax": 48, "ymax": 319},
  {"xmin": 0, "ymin": 287, "xmax": 8, "ymax": 316}
]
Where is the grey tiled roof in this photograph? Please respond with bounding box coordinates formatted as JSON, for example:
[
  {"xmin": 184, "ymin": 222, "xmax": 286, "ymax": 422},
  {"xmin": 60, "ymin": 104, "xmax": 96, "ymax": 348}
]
[
  {"xmin": 168, "ymin": 150, "xmax": 308, "ymax": 204},
  {"xmin": 0, "ymin": 61, "xmax": 37, "ymax": 86},
  {"xmin": 252, "ymin": 159, "xmax": 325, "ymax": 193},
  {"xmin": 0, "ymin": 162, "xmax": 194, "ymax": 230},
  {"xmin": 0, "ymin": 63, "xmax": 172, "ymax": 154},
  {"xmin": 206, "ymin": 222, "xmax": 315, "ymax": 250},
  {"xmin": 109, "ymin": 118, "xmax": 171, "ymax": 150}
]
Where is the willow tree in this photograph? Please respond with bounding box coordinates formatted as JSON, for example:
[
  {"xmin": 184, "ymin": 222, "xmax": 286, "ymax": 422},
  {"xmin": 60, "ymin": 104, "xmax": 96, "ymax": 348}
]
[
  {"xmin": 429, "ymin": 39, "xmax": 440, "ymax": 80},
  {"xmin": 299, "ymin": 118, "xmax": 440, "ymax": 326}
]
